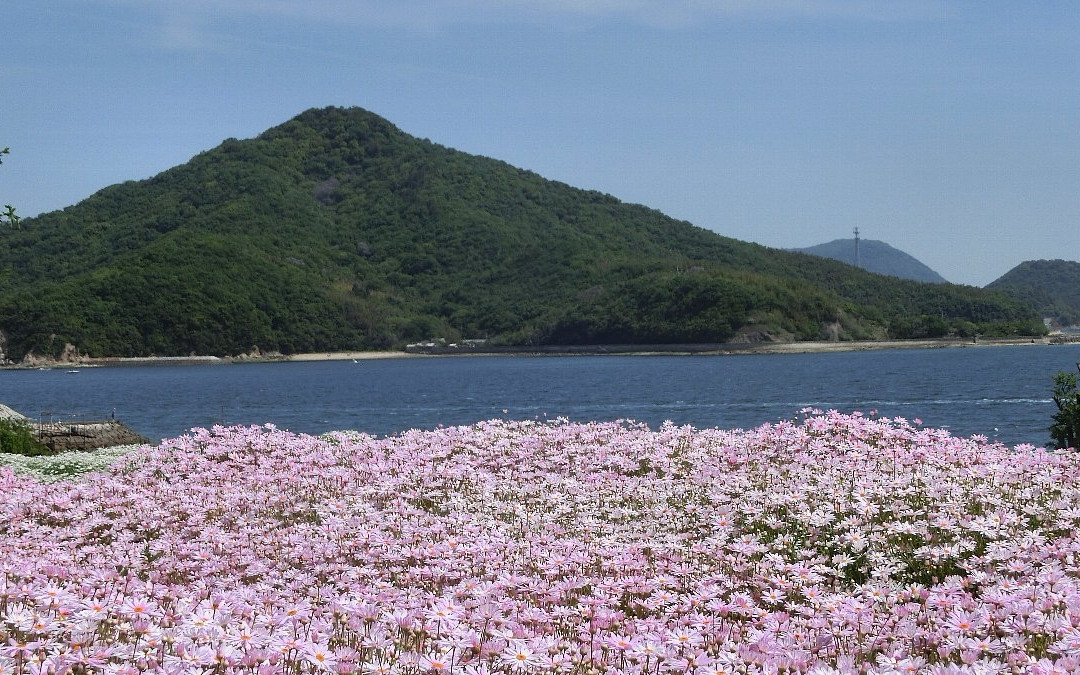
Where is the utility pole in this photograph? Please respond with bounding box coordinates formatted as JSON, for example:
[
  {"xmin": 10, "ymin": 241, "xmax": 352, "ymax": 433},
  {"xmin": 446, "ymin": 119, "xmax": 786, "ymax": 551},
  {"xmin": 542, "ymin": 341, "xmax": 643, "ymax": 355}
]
[{"xmin": 853, "ymin": 227, "xmax": 861, "ymax": 269}]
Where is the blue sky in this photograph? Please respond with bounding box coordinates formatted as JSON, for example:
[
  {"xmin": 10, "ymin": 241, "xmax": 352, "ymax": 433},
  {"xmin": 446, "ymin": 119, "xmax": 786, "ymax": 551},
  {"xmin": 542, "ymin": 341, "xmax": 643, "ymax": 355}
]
[{"xmin": 3, "ymin": 1, "xmax": 1078, "ymax": 287}]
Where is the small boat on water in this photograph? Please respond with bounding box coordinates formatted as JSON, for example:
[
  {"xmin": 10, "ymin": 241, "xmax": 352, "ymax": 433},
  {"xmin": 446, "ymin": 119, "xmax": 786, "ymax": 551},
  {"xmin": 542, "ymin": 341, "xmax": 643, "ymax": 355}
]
[{"xmin": 66, "ymin": 370, "xmax": 79, "ymax": 374}]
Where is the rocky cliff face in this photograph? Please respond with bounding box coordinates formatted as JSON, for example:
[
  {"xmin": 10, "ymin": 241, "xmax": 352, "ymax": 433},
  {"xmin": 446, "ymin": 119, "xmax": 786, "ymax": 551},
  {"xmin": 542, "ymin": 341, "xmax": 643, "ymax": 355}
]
[{"xmin": 18, "ymin": 343, "xmax": 86, "ymax": 368}]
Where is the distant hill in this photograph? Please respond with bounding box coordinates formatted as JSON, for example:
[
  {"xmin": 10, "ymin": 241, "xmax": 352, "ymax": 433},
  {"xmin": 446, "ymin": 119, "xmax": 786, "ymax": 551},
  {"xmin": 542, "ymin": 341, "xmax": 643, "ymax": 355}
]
[
  {"xmin": 0, "ymin": 107, "xmax": 1043, "ymax": 360},
  {"xmin": 793, "ymin": 238, "xmax": 948, "ymax": 284},
  {"xmin": 987, "ymin": 259, "xmax": 1080, "ymax": 327}
]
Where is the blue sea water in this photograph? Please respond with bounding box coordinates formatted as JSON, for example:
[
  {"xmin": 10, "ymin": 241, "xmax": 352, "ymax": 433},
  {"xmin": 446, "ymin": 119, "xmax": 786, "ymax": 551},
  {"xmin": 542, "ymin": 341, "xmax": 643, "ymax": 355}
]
[{"xmin": 2, "ymin": 344, "xmax": 1079, "ymax": 447}]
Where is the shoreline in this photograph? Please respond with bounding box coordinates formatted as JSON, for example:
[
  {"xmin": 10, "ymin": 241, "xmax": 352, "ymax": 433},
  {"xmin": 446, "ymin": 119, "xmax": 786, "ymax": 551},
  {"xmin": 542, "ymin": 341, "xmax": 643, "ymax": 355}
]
[{"xmin": 3, "ymin": 335, "xmax": 1078, "ymax": 369}]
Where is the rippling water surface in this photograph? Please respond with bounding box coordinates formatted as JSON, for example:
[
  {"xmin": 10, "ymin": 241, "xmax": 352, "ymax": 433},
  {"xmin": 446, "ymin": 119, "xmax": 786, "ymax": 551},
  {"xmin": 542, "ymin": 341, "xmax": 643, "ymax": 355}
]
[{"xmin": 3, "ymin": 344, "xmax": 1079, "ymax": 446}]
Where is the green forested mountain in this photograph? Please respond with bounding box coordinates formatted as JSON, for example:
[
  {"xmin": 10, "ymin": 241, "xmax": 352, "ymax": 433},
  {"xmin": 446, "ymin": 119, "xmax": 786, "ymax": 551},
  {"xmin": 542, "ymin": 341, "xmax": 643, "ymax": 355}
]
[
  {"xmin": 0, "ymin": 107, "xmax": 1044, "ymax": 359},
  {"xmin": 987, "ymin": 260, "xmax": 1080, "ymax": 327},
  {"xmin": 794, "ymin": 238, "xmax": 948, "ymax": 284}
]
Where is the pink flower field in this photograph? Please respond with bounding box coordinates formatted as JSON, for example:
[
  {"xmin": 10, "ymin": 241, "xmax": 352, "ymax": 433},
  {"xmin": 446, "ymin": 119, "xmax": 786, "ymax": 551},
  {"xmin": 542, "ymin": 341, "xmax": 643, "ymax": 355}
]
[{"xmin": 3, "ymin": 411, "xmax": 1080, "ymax": 674}]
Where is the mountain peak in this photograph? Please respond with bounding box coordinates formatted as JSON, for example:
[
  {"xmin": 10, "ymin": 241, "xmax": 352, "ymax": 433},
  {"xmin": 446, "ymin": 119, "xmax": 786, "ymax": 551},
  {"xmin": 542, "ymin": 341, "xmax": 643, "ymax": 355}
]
[
  {"xmin": 259, "ymin": 106, "xmax": 408, "ymax": 148},
  {"xmin": 987, "ymin": 259, "xmax": 1080, "ymax": 327},
  {"xmin": 0, "ymin": 110, "xmax": 1041, "ymax": 359},
  {"xmin": 291, "ymin": 105, "xmax": 399, "ymax": 130},
  {"xmin": 793, "ymin": 238, "xmax": 948, "ymax": 284}
]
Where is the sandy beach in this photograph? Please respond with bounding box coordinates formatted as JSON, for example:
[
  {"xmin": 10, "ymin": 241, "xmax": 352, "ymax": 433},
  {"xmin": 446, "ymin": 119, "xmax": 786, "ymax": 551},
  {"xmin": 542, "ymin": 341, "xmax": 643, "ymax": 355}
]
[
  {"xmin": 282, "ymin": 351, "xmax": 429, "ymax": 361},
  {"xmin": 721, "ymin": 336, "xmax": 1066, "ymax": 355},
  {"xmin": 280, "ymin": 335, "xmax": 1073, "ymax": 360}
]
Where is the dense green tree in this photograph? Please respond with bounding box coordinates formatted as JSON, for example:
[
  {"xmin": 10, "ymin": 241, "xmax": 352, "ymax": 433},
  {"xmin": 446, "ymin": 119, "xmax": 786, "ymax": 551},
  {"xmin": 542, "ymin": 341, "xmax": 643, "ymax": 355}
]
[
  {"xmin": 0, "ymin": 147, "xmax": 18, "ymax": 229},
  {"xmin": 1050, "ymin": 363, "xmax": 1080, "ymax": 450}
]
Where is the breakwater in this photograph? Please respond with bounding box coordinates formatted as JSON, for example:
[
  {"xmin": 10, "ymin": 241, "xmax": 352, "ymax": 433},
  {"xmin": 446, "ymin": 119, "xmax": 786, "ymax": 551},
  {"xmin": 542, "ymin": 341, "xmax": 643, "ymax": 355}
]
[
  {"xmin": 1, "ymin": 403, "xmax": 147, "ymax": 453},
  {"xmin": 31, "ymin": 420, "xmax": 148, "ymax": 453}
]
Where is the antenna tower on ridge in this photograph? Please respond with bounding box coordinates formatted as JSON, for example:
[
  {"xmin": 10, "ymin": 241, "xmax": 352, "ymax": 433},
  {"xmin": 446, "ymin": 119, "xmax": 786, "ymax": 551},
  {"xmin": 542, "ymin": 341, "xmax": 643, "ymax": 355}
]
[{"xmin": 853, "ymin": 226, "xmax": 861, "ymax": 269}]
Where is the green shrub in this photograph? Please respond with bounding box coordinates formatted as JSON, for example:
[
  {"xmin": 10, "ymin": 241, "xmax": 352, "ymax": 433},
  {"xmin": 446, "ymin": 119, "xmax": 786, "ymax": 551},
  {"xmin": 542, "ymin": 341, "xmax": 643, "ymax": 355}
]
[
  {"xmin": 1050, "ymin": 363, "xmax": 1080, "ymax": 449},
  {"xmin": 0, "ymin": 418, "xmax": 49, "ymax": 456}
]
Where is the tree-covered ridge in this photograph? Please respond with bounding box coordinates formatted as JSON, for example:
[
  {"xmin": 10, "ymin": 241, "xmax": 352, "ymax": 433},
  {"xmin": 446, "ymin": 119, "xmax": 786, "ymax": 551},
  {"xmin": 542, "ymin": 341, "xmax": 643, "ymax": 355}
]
[
  {"xmin": 987, "ymin": 259, "xmax": 1080, "ymax": 327},
  {"xmin": 793, "ymin": 238, "xmax": 948, "ymax": 284},
  {"xmin": 0, "ymin": 107, "xmax": 1043, "ymax": 359}
]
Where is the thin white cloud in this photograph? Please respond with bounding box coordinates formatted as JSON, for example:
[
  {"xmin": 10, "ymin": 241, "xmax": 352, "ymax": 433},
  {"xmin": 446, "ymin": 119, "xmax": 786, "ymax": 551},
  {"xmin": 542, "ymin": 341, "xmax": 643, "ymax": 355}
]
[
  {"xmin": 489, "ymin": 0, "xmax": 946, "ymax": 25},
  {"xmin": 157, "ymin": 6, "xmax": 217, "ymax": 51},
  {"xmin": 90, "ymin": 0, "xmax": 947, "ymax": 35}
]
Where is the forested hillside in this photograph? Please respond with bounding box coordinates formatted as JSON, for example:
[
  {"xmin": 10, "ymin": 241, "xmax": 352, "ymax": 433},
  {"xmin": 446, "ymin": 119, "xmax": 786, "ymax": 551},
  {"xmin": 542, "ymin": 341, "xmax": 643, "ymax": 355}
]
[
  {"xmin": 0, "ymin": 107, "xmax": 1043, "ymax": 359},
  {"xmin": 987, "ymin": 259, "xmax": 1080, "ymax": 327}
]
